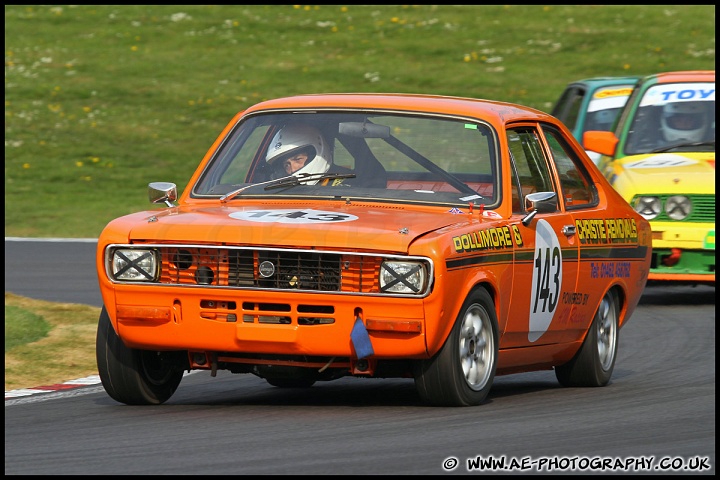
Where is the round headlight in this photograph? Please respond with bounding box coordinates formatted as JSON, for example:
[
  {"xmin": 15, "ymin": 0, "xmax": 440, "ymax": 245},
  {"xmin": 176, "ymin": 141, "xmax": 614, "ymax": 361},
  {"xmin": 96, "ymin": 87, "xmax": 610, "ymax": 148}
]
[
  {"xmin": 665, "ymin": 195, "xmax": 691, "ymax": 221},
  {"xmin": 633, "ymin": 196, "xmax": 661, "ymax": 220}
]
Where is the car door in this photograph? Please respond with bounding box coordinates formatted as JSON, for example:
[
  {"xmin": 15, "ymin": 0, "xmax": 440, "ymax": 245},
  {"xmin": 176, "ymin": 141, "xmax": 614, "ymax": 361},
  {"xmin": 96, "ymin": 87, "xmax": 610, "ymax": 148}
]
[
  {"xmin": 539, "ymin": 124, "xmax": 605, "ymax": 343},
  {"xmin": 502, "ymin": 125, "xmax": 580, "ymax": 348}
]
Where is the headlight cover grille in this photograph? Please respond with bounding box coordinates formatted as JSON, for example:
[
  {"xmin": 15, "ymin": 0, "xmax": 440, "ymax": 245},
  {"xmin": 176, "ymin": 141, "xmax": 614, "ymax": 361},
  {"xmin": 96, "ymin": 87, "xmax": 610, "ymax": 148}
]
[
  {"xmin": 379, "ymin": 261, "xmax": 428, "ymax": 294},
  {"xmin": 110, "ymin": 248, "xmax": 159, "ymax": 281}
]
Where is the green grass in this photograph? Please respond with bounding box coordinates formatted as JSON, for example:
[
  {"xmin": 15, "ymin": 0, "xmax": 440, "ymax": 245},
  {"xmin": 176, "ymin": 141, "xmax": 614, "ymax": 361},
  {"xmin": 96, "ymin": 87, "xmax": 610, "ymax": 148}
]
[
  {"xmin": 5, "ymin": 293, "xmax": 100, "ymax": 390},
  {"xmin": 4, "ymin": 304, "xmax": 51, "ymax": 350},
  {"xmin": 5, "ymin": 5, "xmax": 715, "ymax": 238},
  {"xmin": 3, "ymin": 5, "xmax": 715, "ymax": 390}
]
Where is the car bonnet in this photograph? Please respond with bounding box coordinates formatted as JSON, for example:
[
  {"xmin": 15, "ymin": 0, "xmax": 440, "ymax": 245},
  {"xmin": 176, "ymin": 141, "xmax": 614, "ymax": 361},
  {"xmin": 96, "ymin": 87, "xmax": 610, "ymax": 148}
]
[
  {"xmin": 121, "ymin": 202, "xmax": 478, "ymax": 253},
  {"xmin": 616, "ymin": 152, "xmax": 715, "ymax": 194}
]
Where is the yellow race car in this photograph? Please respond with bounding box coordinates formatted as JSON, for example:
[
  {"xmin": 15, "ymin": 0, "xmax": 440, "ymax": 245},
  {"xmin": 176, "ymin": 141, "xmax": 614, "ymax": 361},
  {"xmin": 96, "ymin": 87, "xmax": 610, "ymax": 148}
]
[{"xmin": 585, "ymin": 70, "xmax": 715, "ymax": 286}]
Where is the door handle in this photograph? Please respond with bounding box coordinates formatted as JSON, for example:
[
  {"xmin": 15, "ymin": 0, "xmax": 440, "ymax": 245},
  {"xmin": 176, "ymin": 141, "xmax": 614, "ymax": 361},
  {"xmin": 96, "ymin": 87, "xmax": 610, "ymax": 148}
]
[{"xmin": 562, "ymin": 225, "xmax": 576, "ymax": 236}]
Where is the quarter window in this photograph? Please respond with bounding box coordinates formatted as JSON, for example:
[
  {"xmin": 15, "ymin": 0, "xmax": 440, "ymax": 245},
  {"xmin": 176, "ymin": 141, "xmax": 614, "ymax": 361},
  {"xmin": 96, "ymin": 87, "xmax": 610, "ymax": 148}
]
[
  {"xmin": 507, "ymin": 128, "xmax": 556, "ymax": 213},
  {"xmin": 542, "ymin": 125, "xmax": 596, "ymax": 209}
]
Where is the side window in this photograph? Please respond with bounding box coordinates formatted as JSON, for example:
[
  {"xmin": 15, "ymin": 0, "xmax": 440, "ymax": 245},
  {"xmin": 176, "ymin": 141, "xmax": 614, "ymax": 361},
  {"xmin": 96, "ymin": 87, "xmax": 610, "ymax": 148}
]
[
  {"xmin": 330, "ymin": 138, "xmax": 356, "ymax": 171},
  {"xmin": 551, "ymin": 87, "xmax": 584, "ymax": 132},
  {"xmin": 200, "ymin": 124, "xmax": 270, "ymax": 188},
  {"xmin": 542, "ymin": 124, "xmax": 597, "ymax": 209},
  {"xmin": 507, "ymin": 128, "xmax": 556, "ymax": 213}
]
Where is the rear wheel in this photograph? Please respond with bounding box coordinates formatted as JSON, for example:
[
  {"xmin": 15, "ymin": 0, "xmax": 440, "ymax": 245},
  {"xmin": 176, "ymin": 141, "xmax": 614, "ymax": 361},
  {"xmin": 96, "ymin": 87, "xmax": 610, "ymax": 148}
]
[
  {"xmin": 555, "ymin": 289, "xmax": 619, "ymax": 387},
  {"xmin": 96, "ymin": 306, "xmax": 186, "ymax": 405},
  {"xmin": 415, "ymin": 288, "xmax": 498, "ymax": 406}
]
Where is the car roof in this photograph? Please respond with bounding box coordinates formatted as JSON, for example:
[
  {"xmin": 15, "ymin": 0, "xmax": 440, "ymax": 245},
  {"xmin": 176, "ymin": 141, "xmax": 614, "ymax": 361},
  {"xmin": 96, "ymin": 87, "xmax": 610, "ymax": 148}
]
[
  {"xmin": 565, "ymin": 76, "xmax": 640, "ymax": 88},
  {"xmin": 241, "ymin": 93, "xmax": 555, "ymax": 124},
  {"xmin": 641, "ymin": 70, "xmax": 715, "ymax": 83}
]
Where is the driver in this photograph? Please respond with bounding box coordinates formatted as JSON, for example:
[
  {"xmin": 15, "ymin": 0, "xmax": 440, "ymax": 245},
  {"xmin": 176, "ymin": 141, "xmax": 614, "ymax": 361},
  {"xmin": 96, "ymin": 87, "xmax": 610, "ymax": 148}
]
[
  {"xmin": 660, "ymin": 102, "xmax": 710, "ymax": 143},
  {"xmin": 266, "ymin": 124, "xmax": 351, "ymax": 185}
]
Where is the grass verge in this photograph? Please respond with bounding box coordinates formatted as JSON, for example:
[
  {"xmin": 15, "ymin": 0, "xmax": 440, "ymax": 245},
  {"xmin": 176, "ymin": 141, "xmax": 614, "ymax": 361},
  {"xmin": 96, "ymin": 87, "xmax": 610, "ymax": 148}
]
[
  {"xmin": 5, "ymin": 5, "xmax": 715, "ymax": 239},
  {"xmin": 4, "ymin": 293, "xmax": 100, "ymax": 391}
]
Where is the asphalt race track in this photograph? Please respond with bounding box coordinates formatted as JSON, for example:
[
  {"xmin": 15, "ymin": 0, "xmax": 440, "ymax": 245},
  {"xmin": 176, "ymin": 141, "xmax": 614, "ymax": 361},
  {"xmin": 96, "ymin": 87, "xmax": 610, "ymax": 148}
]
[
  {"xmin": 4, "ymin": 238, "xmax": 716, "ymax": 475},
  {"xmin": 5, "ymin": 237, "xmax": 103, "ymax": 307}
]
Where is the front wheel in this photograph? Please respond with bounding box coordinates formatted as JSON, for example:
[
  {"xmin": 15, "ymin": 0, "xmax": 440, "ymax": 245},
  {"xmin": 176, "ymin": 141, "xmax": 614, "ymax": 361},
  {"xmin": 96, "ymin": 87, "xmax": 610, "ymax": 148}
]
[
  {"xmin": 555, "ymin": 289, "xmax": 619, "ymax": 387},
  {"xmin": 96, "ymin": 306, "xmax": 186, "ymax": 405},
  {"xmin": 414, "ymin": 288, "xmax": 498, "ymax": 407}
]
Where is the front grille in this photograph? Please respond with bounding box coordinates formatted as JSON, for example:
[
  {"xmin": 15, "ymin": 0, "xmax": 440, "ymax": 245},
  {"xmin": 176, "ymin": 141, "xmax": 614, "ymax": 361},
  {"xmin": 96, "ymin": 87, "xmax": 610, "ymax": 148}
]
[
  {"xmin": 633, "ymin": 194, "xmax": 715, "ymax": 223},
  {"xmin": 157, "ymin": 246, "xmax": 382, "ymax": 293},
  {"xmin": 231, "ymin": 250, "xmax": 341, "ymax": 290}
]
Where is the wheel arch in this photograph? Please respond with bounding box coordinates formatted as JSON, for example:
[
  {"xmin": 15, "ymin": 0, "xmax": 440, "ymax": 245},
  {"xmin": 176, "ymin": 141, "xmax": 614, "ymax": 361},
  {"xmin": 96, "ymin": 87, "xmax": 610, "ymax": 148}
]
[
  {"xmin": 611, "ymin": 283, "xmax": 631, "ymax": 329},
  {"xmin": 473, "ymin": 281, "xmax": 500, "ymax": 324},
  {"xmin": 425, "ymin": 279, "xmax": 501, "ymax": 357}
]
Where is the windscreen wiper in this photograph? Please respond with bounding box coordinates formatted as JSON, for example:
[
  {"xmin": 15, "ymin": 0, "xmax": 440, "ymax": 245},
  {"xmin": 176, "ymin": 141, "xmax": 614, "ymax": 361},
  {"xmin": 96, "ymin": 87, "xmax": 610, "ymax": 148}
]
[
  {"xmin": 219, "ymin": 175, "xmax": 296, "ymax": 203},
  {"xmin": 264, "ymin": 172, "xmax": 356, "ymax": 190},
  {"xmin": 650, "ymin": 140, "xmax": 715, "ymax": 153},
  {"xmin": 219, "ymin": 172, "xmax": 357, "ymax": 202}
]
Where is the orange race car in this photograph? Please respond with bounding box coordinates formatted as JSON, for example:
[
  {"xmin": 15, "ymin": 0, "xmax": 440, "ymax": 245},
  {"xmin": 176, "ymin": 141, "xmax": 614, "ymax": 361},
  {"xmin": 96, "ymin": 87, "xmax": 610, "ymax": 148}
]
[{"xmin": 95, "ymin": 93, "xmax": 652, "ymax": 406}]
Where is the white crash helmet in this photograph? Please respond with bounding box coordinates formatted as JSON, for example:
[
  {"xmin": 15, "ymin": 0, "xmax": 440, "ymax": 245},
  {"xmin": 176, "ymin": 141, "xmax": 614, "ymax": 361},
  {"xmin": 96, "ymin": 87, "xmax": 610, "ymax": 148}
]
[
  {"xmin": 265, "ymin": 124, "xmax": 331, "ymax": 183},
  {"xmin": 660, "ymin": 102, "xmax": 708, "ymax": 143}
]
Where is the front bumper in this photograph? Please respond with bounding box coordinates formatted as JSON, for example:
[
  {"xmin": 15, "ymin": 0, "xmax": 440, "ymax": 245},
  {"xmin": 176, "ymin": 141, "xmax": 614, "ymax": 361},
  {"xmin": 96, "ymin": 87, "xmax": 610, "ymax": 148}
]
[
  {"xmin": 107, "ymin": 285, "xmax": 432, "ymax": 359},
  {"xmin": 648, "ymin": 222, "xmax": 714, "ymax": 282}
]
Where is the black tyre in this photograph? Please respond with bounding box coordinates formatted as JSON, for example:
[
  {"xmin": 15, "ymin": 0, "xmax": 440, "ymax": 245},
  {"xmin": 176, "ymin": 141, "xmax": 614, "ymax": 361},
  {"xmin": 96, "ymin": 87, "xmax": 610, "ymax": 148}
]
[
  {"xmin": 555, "ymin": 289, "xmax": 619, "ymax": 387},
  {"xmin": 96, "ymin": 306, "xmax": 186, "ymax": 405},
  {"xmin": 415, "ymin": 288, "xmax": 498, "ymax": 407}
]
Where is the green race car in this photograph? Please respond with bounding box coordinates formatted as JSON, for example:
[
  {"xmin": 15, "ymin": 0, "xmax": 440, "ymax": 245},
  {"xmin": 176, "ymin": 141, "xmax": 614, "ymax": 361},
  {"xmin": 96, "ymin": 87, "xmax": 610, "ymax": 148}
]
[{"xmin": 551, "ymin": 76, "xmax": 639, "ymax": 165}]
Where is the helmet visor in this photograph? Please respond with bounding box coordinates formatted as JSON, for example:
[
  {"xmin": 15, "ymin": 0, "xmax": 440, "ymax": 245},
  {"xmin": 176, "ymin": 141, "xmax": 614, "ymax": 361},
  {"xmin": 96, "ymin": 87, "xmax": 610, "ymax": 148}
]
[
  {"xmin": 665, "ymin": 113, "xmax": 703, "ymax": 131},
  {"xmin": 275, "ymin": 146, "xmax": 316, "ymax": 174}
]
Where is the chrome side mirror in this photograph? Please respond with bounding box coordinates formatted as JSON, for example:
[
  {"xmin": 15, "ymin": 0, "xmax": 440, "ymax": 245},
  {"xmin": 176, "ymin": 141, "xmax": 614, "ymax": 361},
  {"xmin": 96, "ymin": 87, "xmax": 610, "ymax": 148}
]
[
  {"xmin": 521, "ymin": 191, "xmax": 557, "ymax": 226},
  {"xmin": 149, "ymin": 182, "xmax": 177, "ymax": 207}
]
